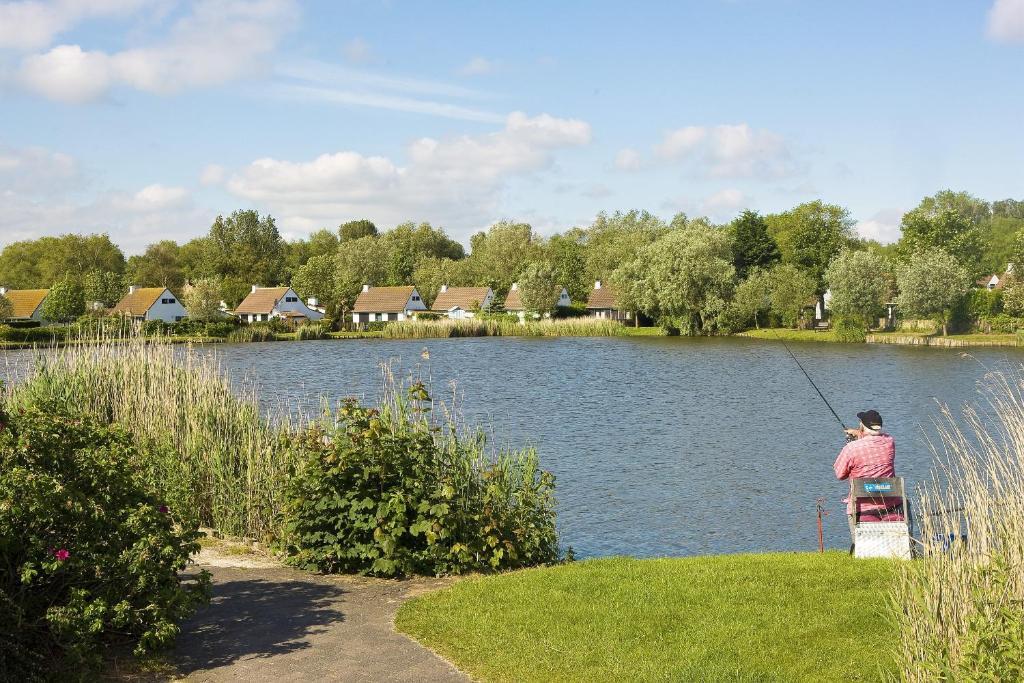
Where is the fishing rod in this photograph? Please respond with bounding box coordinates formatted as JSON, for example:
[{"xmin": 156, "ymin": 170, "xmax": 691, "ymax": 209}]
[{"xmin": 770, "ymin": 328, "xmax": 847, "ymax": 433}]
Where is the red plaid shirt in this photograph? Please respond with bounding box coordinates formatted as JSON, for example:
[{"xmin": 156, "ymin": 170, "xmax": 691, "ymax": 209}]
[{"xmin": 834, "ymin": 433, "xmax": 896, "ymax": 514}]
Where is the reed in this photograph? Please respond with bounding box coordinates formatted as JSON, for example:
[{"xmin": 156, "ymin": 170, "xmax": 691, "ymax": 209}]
[
  {"xmin": 379, "ymin": 317, "xmax": 626, "ymax": 339},
  {"xmin": 227, "ymin": 325, "xmax": 277, "ymax": 343},
  {"xmin": 893, "ymin": 370, "xmax": 1024, "ymax": 680},
  {"xmin": 5, "ymin": 335, "xmax": 290, "ymax": 541},
  {"xmin": 294, "ymin": 322, "xmax": 328, "ymax": 340}
]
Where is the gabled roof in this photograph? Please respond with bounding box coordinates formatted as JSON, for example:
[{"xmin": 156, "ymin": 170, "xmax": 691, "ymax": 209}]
[
  {"xmin": 3, "ymin": 289, "xmax": 48, "ymax": 319},
  {"xmin": 353, "ymin": 286, "xmax": 418, "ymax": 313},
  {"xmin": 112, "ymin": 288, "xmax": 165, "ymax": 316},
  {"xmin": 432, "ymin": 287, "xmax": 491, "ymax": 312},
  {"xmin": 235, "ymin": 287, "xmax": 290, "ymax": 315},
  {"xmin": 586, "ymin": 284, "xmax": 620, "ymax": 310},
  {"xmin": 503, "ymin": 287, "xmax": 523, "ymax": 311}
]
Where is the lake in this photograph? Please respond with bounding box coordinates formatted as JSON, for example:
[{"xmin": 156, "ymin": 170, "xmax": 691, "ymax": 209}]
[{"xmin": 4, "ymin": 336, "xmax": 1019, "ymax": 558}]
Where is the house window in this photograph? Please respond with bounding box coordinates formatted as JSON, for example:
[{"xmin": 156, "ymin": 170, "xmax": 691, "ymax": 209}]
[
  {"xmin": 412, "ymin": 295, "xmax": 421, "ymax": 302},
  {"xmin": 285, "ymin": 296, "xmax": 298, "ymax": 302},
  {"xmin": 162, "ymin": 298, "xmax": 175, "ymax": 304},
  {"xmin": 175, "ymin": 316, "xmax": 183, "ymax": 322}
]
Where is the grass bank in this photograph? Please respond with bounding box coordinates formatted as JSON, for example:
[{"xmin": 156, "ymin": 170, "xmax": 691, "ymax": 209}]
[
  {"xmin": 397, "ymin": 552, "xmax": 894, "ymax": 682},
  {"xmin": 736, "ymin": 327, "xmax": 841, "ymax": 343},
  {"xmin": 379, "ymin": 318, "xmax": 628, "ymax": 339}
]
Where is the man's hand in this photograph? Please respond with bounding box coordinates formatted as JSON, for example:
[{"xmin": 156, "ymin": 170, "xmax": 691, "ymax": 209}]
[{"xmin": 844, "ymin": 427, "xmax": 862, "ymax": 439}]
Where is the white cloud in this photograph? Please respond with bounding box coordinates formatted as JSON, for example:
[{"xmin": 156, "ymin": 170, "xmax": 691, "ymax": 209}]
[
  {"xmin": 855, "ymin": 208, "xmax": 904, "ymax": 244},
  {"xmin": 653, "ymin": 123, "xmax": 796, "ymax": 179},
  {"xmin": 15, "ymin": 0, "xmax": 299, "ymax": 102},
  {"xmin": 342, "ymin": 37, "xmax": 373, "ymax": 64},
  {"xmin": 988, "ymin": 0, "xmax": 1024, "ymax": 42},
  {"xmin": 224, "ymin": 111, "xmax": 592, "ymax": 239},
  {"xmin": 0, "ymin": 143, "xmax": 79, "ymax": 192},
  {"xmin": 273, "ymin": 59, "xmax": 502, "ymax": 122},
  {"xmin": 614, "ymin": 147, "xmax": 642, "ymax": 171},
  {"xmin": 459, "ymin": 56, "xmax": 494, "ymax": 76},
  {"xmin": 0, "ymin": 0, "xmax": 147, "ymax": 51},
  {"xmin": 199, "ymin": 163, "xmax": 225, "ymax": 185},
  {"xmin": 110, "ymin": 183, "xmax": 189, "ymax": 211},
  {"xmin": 700, "ymin": 188, "xmax": 746, "ymax": 216}
]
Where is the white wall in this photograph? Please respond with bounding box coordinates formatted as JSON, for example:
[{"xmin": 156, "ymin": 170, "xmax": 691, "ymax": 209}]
[
  {"xmin": 273, "ymin": 288, "xmax": 324, "ymax": 321},
  {"xmin": 145, "ymin": 290, "xmax": 189, "ymax": 323}
]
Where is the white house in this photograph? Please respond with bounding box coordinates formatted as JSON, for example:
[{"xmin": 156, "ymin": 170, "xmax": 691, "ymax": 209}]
[
  {"xmin": 234, "ymin": 286, "xmax": 324, "ymax": 324},
  {"xmin": 977, "ymin": 264, "xmax": 1014, "ymax": 291},
  {"xmin": 351, "ymin": 285, "xmax": 427, "ymax": 325},
  {"xmin": 431, "ymin": 285, "xmax": 494, "ymax": 319},
  {"xmin": 112, "ymin": 286, "xmax": 189, "ymax": 323},
  {"xmin": 502, "ymin": 283, "xmax": 571, "ymax": 319},
  {"xmin": 585, "ymin": 281, "xmax": 632, "ymax": 321},
  {"xmin": 0, "ymin": 287, "xmax": 49, "ymax": 324}
]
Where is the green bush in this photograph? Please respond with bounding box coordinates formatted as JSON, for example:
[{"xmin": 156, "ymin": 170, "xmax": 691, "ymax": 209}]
[
  {"xmin": 0, "ymin": 326, "xmax": 68, "ymax": 343},
  {"xmin": 281, "ymin": 382, "xmax": 560, "ymax": 577},
  {"xmin": 0, "ymin": 404, "xmax": 210, "ymax": 679},
  {"xmin": 295, "ymin": 322, "xmax": 327, "ymax": 340},
  {"xmin": 831, "ymin": 316, "xmax": 867, "ymax": 343},
  {"xmin": 978, "ymin": 313, "xmax": 1024, "ymax": 334},
  {"xmin": 201, "ymin": 321, "xmax": 236, "ymax": 338},
  {"xmin": 227, "ymin": 324, "xmax": 276, "ymax": 342}
]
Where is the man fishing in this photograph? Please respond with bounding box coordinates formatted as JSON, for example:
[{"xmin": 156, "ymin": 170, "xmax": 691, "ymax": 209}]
[{"xmin": 833, "ymin": 409, "xmax": 896, "ymax": 544}]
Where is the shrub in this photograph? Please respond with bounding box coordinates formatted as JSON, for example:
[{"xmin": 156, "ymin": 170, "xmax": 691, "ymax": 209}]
[
  {"xmin": 295, "ymin": 322, "xmax": 327, "ymax": 340},
  {"xmin": 831, "ymin": 316, "xmax": 867, "ymax": 343},
  {"xmin": 281, "ymin": 381, "xmax": 560, "ymax": 577},
  {"xmin": 0, "ymin": 405, "xmax": 210, "ymax": 679},
  {"xmin": 228, "ymin": 324, "xmax": 276, "ymax": 343},
  {"xmin": 978, "ymin": 313, "xmax": 1024, "ymax": 334},
  {"xmin": 0, "ymin": 326, "xmax": 69, "ymax": 343},
  {"xmin": 201, "ymin": 321, "xmax": 236, "ymax": 338}
]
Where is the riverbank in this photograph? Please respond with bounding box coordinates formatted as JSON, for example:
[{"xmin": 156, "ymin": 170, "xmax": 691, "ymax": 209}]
[
  {"xmin": 739, "ymin": 327, "xmax": 1022, "ymax": 348},
  {"xmin": 396, "ymin": 552, "xmax": 894, "ymax": 682}
]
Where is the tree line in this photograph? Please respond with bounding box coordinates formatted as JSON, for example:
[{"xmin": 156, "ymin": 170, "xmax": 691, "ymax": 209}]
[{"xmin": 2, "ymin": 190, "xmax": 1023, "ymax": 333}]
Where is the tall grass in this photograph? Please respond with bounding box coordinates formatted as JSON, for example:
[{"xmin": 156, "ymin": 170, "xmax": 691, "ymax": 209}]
[
  {"xmin": 227, "ymin": 325, "xmax": 276, "ymax": 343},
  {"xmin": 380, "ymin": 317, "xmax": 626, "ymax": 339},
  {"xmin": 893, "ymin": 370, "xmax": 1024, "ymax": 680},
  {"xmin": 5, "ymin": 336, "xmax": 289, "ymax": 541}
]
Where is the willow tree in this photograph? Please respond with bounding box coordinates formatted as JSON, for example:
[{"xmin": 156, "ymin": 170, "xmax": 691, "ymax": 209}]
[
  {"xmin": 896, "ymin": 248, "xmax": 971, "ymax": 336},
  {"xmin": 614, "ymin": 220, "xmax": 735, "ymax": 335}
]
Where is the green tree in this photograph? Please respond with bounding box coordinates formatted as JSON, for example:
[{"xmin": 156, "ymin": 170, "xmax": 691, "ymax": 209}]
[
  {"xmin": 1001, "ymin": 277, "xmax": 1024, "ymax": 317},
  {"xmin": 541, "ymin": 230, "xmax": 590, "ymax": 303},
  {"xmin": 0, "ymin": 234, "xmax": 125, "ymax": 289},
  {"xmin": 334, "ymin": 236, "xmax": 387, "ymax": 315},
  {"xmin": 584, "ymin": 209, "xmax": 668, "ymax": 282},
  {"xmin": 767, "ymin": 264, "xmax": 817, "ymax": 328},
  {"xmin": 82, "ymin": 270, "xmax": 127, "ymax": 308},
  {"xmin": 205, "ymin": 210, "xmax": 286, "ymax": 297},
  {"xmin": 767, "ymin": 201, "xmax": 855, "ymax": 301},
  {"xmin": 339, "ymin": 219, "xmax": 378, "ymax": 242},
  {"xmin": 824, "ymin": 250, "xmax": 889, "ymax": 330},
  {"xmin": 411, "ymin": 257, "xmax": 462, "ymax": 308},
  {"xmin": 127, "ymin": 240, "xmax": 184, "ymax": 290},
  {"xmin": 291, "ymin": 255, "xmax": 337, "ymax": 311},
  {"xmin": 462, "ymin": 221, "xmax": 540, "ymax": 296},
  {"xmin": 898, "ymin": 206, "xmax": 982, "ymax": 271},
  {"xmin": 896, "ymin": 248, "xmax": 972, "ymax": 336},
  {"xmin": 0, "ymin": 293, "xmax": 12, "ymax": 321},
  {"xmin": 613, "ymin": 222, "xmax": 735, "ymax": 334},
  {"xmin": 730, "ymin": 210, "xmax": 780, "ymax": 279},
  {"xmin": 181, "ymin": 278, "xmax": 224, "ymax": 321},
  {"xmin": 518, "ymin": 262, "xmax": 562, "ymax": 316},
  {"xmin": 729, "ymin": 267, "xmax": 773, "ymax": 329},
  {"xmin": 41, "ymin": 278, "xmax": 85, "ymax": 323},
  {"xmin": 378, "ymin": 221, "xmax": 465, "ymax": 286}
]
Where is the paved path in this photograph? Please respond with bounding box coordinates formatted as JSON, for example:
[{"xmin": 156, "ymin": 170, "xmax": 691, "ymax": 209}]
[{"xmin": 169, "ymin": 551, "xmax": 469, "ymax": 682}]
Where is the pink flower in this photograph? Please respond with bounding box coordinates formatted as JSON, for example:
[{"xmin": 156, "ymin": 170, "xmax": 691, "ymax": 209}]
[
  {"xmin": 52, "ymin": 548, "xmax": 70, "ymax": 562},
  {"xmin": 158, "ymin": 505, "xmax": 169, "ymax": 514}
]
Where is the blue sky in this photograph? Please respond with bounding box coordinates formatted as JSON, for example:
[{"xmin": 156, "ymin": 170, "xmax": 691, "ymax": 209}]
[{"xmin": 1, "ymin": 0, "xmax": 1022, "ymax": 253}]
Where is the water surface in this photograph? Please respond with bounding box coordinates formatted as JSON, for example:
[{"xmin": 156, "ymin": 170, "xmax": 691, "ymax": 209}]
[{"xmin": 5, "ymin": 336, "xmax": 1017, "ymax": 558}]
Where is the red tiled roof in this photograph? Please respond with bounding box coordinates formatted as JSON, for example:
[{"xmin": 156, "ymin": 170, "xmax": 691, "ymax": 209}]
[
  {"xmin": 432, "ymin": 287, "xmax": 491, "ymax": 312},
  {"xmin": 112, "ymin": 287, "xmax": 165, "ymax": 316},
  {"xmin": 586, "ymin": 284, "xmax": 620, "ymax": 310},
  {"xmin": 353, "ymin": 286, "xmax": 419, "ymax": 313},
  {"xmin": 3, "ymin": 289, "xmax": 48, "ymax": 319},
  {"xmin": 235, "ymin": 287, "xmax": 289, "ymax": 314},
  {"xmin": 502, "ymin": 287, "xmax": 523, "ymax": 311}
]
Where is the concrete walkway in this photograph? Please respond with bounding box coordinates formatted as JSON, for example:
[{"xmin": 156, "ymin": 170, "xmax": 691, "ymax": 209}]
[{"xmin": 168, "ymin": 547, "xmax": 469, "ymax": 682}]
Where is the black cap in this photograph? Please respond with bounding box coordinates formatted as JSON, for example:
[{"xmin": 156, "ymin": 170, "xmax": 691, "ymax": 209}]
[{"xmin": 857, "ymin": 410, "xmax": 883, "ymax": 429}]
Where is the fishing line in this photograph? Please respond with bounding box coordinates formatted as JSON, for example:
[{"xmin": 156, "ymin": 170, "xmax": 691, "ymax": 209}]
[{"xmin": 770, "ymin": 329, "xmax": 847, "ymax": 432}]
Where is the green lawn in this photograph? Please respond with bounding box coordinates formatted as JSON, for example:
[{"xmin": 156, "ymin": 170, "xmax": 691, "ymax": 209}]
[
  {"xmin": 736, "ymin": 328, "xmax": 841, "ymax": 343},
  {"xmin": 397, "ymin": 553, "xmax": 896, "ymax": 682}
]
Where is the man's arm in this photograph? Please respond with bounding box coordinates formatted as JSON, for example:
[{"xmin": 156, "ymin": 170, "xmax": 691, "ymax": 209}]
[{"xmin": 834, "ymin": 442, "xmax": 855, "ymax": 480}]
